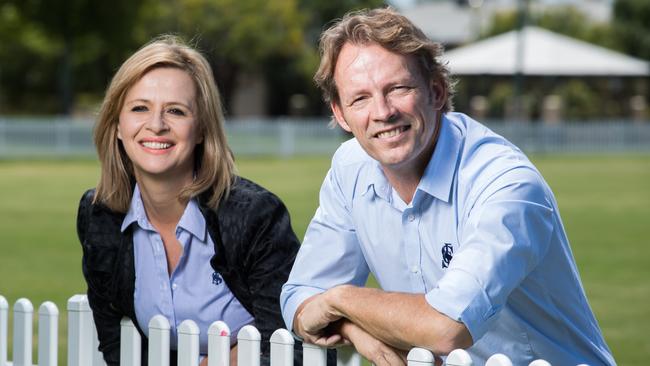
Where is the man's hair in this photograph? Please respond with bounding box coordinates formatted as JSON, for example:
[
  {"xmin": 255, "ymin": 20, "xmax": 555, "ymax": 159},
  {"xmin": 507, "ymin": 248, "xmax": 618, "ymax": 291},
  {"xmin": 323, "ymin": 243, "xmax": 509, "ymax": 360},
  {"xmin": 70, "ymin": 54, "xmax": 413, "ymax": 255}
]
[
  {"xmin": 314, "ymin": 7, "xmax": 454, "ymax": 113},
  {"xmin": 93, "ymin": 35, "xmax": 235, "ymax": 212}
]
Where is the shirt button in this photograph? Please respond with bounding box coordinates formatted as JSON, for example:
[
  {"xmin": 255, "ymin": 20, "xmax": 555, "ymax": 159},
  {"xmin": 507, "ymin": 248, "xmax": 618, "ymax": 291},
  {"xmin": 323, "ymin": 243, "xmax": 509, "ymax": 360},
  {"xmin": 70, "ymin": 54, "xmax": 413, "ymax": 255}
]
[
  {"xmin": 411, "ymin": 266, "xmax": 419, "ymax": 273},
  {"xmin": 408, "ymin": 214, "xmax": 415, "ymax": 222},
  {"xmin": 172, "ymin": 283, "xmax": 178, "ymax": 290}
]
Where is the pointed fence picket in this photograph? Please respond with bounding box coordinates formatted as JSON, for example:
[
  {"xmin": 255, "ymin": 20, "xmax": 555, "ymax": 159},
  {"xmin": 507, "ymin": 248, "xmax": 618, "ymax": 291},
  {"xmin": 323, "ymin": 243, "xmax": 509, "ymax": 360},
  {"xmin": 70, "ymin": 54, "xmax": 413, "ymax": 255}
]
[
  {"xmin": 38, "ymin": 302, "xmax": 58, "ymax": 366},
  {"xmin": 67, "ymin": 294, "xmax": 106, "ymax": 366},
  {"xmin": 207, "ymin": 321, "xmax": 231, "ymax": 366},
  {"xmin": 0, "ymin": 295, "xmax": 8, "ymax": 366},
  {"xmin": 0, "ymin": 294, "xmax": 576, "ymax": 366},
  {"xmin": 269, "ymin": 328, "xmax": 293, "ymax": 366}
]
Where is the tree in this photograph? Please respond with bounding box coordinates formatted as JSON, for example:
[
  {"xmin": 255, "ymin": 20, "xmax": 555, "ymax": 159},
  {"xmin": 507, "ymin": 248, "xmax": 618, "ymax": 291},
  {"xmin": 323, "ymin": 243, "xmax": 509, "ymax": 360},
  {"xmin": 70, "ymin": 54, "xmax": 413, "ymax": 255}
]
[
  {"xmin": 5, "ymin": 0, "xmax": 141, "ymax": 114},
  {"xmin": 612, "ymin": 0, "xmax": 650, "ymax": 60},
  {"xmin": 482, "ymin": 5, "xmax": 615, "ymax": 50},
  {"xmin": 299, "ymin": 0, "xmax": 386, "ymax": 44},
  {"xmin": 0, "ymin": 0, "xmax": 388, "ymax": 116},
  {"xmin": 131, "ymin": 0, "xmax": 307, "ymax": 114}
]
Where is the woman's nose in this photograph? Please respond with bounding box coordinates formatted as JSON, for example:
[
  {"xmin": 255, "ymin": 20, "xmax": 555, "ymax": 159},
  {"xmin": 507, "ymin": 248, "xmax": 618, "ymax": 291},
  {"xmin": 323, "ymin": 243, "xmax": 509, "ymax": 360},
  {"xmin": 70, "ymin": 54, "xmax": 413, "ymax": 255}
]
[{"xmin": 146, "ymin": 111, "xmax": 169, "ymax": 133}]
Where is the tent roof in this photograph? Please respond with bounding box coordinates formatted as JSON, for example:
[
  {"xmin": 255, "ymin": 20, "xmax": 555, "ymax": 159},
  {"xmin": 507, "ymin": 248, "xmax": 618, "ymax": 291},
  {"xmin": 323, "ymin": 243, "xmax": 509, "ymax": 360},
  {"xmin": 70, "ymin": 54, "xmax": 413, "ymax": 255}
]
[{"xmin": 442, "ymin": 26, "xmax": 649, "ymax": 76}]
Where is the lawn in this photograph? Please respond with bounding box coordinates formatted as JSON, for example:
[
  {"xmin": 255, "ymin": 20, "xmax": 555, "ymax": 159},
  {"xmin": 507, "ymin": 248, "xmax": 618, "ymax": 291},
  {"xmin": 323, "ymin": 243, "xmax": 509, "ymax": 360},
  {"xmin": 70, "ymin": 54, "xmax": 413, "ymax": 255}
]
[{"xmin": 0, "ymin": 155, "xmax": 648, "ymax": 364}]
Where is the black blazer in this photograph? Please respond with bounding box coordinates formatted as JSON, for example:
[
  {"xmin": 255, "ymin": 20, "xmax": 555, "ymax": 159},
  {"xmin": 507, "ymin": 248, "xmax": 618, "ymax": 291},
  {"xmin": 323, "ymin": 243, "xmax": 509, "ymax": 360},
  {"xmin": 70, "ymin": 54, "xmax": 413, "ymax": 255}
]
[{"xmin": 77, "ymin": 177, "xmax": 302, "ymax": 365}]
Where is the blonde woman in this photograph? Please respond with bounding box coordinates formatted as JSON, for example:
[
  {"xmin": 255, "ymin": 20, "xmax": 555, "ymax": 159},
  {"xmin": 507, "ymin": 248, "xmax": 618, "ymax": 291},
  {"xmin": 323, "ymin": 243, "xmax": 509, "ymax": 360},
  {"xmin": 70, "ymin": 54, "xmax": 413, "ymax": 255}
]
[{"xmin": 77, "ymin": 36, "xmax": 300, "ymax": 365}]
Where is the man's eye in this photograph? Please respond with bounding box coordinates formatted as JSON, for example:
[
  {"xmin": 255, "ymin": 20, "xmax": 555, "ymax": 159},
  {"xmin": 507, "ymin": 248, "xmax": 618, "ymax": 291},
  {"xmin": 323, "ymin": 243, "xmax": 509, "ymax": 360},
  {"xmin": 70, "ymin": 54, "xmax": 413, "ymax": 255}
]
[
  {"xmin": 393, "ymin": 85, "xmax": 411, "ymax": 92},
  {"xmin": 350, "ymin": 96, "xmax": 366, "ymax": 106}
]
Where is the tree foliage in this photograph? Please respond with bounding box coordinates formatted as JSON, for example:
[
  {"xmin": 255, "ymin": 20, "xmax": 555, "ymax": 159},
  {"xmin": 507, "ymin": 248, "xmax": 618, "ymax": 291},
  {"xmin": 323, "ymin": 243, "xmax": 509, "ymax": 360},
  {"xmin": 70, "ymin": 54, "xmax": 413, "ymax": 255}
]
[
  {"xmin": 0, "ymin": 0, "xmax": 387, "ymax": 115},
  {"xmin": 482, "ymin": 5, "xmax": 615, "ymax": 50},
  {"xmin": 612, "ymin": 0, "xmax": 650, "ymax": 60}
]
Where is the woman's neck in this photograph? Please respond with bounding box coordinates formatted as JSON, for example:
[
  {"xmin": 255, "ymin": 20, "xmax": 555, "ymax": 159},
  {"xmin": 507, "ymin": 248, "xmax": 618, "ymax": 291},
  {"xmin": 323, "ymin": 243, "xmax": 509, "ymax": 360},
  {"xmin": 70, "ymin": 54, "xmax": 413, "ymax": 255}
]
[{"xmin": 136, "ymin": 172, "xmax": 193, "ymax": 231}]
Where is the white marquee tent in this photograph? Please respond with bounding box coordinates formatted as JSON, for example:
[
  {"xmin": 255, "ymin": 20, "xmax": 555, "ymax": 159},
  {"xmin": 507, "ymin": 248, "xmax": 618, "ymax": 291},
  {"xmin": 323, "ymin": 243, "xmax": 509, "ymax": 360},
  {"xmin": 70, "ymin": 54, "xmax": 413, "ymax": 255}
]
[{"xmin": 443, "ymin": 26, "xmax": 650, "ymax": 76}]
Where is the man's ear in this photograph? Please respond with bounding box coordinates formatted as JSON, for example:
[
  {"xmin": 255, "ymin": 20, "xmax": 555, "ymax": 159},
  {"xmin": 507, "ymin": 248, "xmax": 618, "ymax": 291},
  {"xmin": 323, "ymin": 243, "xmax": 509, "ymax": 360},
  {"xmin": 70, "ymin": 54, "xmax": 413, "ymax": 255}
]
[
  {"xmin": 430, "ymin": 80, "xmax": 447, "ymax": 111},
  {"xmin": 331, "ymin": 101, "xmax": 352, "ymax": 133}
]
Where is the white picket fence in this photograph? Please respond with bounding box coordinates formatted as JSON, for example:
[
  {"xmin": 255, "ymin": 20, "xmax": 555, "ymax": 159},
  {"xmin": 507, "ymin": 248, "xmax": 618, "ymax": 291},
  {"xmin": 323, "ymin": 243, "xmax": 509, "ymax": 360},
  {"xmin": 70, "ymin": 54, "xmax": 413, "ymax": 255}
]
[{"xmin": 0, "ymin": 294, "xmax": 568, "ymax": 366}]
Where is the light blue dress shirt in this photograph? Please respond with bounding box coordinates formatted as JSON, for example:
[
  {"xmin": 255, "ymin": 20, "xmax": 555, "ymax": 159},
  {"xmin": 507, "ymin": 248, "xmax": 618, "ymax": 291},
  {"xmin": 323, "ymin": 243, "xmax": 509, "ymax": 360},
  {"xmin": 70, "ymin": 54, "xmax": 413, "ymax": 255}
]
[
  {"xmin": 122, "ymin": 185, "xmax": 254, "ymax": 354},
  {"xmin": 281, "ymin": 113, "xmax": 615, "ymax": 365}
]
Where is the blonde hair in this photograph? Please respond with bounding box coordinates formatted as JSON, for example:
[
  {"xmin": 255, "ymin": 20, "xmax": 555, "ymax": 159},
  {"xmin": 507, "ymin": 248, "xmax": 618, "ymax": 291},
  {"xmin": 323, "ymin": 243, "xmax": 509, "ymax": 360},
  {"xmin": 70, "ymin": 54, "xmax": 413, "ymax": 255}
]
[
  {"xmin": 93, "ymin": 35, "xmax": 235, "ymax": 212},
  {"xmin": 315, "ymin": 7, "xmax": 454, "ymax": 113}
]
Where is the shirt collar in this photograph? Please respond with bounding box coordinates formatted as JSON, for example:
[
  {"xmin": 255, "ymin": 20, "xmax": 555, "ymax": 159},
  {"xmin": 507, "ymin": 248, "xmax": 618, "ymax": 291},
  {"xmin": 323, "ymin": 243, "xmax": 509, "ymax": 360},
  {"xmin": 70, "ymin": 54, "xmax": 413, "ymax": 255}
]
[
  {"xmin": 362, "ymin": 161, "xmax": 392, "ymax": 202},
  {"xmin": 121, "ymin": 184, "xmax": 150, "ymax": 232},
  {"xmin": 416, "ymin": 114, "xmax": 461, "ymax": 203},
  {"xmin": 362, "ymin": 113, "xmax": 461, "ymax": 204},
  {"xmin": 177, "ymin": 197, "xmax": 207, "ymax": 242},
  {"xmin": 121, "ymin": 184, "xmax": 207, "ymax": 242}
]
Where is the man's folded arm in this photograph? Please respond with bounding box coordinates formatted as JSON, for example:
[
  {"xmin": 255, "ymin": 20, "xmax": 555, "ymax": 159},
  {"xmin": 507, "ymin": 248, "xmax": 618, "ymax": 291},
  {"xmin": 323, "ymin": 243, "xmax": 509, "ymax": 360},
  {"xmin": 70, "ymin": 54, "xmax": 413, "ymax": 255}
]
[{"xmin": 294, "ymin": 285, "xmax": 472, "ymax": 356}]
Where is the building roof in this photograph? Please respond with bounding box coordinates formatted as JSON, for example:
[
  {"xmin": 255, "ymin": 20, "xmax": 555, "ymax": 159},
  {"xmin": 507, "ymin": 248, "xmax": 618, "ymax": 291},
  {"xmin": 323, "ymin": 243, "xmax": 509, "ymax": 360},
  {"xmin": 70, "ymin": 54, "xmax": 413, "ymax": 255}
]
[
  {"xmin": 401, "ymin": 1, "xmax": 476, "ymax": 45},
  {"xmin": 442, "ymin": 26, "xmax": 649, "ymax": 76},
  {"xmin": 400, "ymin": 0, "xmax": 614, "ymax": 46}
]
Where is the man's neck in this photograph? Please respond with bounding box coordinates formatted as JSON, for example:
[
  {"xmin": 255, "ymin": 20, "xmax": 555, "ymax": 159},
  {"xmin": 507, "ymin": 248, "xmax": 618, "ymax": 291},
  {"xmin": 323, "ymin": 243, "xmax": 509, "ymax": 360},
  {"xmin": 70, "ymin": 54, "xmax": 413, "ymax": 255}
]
[{"xmin": 382, "ymin": 117, "xmax": 442, "ymax": 204}]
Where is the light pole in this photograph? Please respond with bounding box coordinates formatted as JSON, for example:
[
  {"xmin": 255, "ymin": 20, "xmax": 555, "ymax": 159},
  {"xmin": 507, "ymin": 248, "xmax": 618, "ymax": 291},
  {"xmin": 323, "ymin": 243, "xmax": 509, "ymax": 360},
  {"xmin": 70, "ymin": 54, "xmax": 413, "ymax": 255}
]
[{"xmin": 513, "ymin": 0, "xmax": 530, "ymax": 122}]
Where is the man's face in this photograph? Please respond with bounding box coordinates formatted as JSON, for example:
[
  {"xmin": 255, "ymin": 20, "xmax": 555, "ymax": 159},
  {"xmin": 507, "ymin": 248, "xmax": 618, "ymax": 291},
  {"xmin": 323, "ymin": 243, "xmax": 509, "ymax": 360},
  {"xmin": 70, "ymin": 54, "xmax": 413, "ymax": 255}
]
[{"xmin": 331, "ymin": 42, "xmax": 445, "ymax": 173}]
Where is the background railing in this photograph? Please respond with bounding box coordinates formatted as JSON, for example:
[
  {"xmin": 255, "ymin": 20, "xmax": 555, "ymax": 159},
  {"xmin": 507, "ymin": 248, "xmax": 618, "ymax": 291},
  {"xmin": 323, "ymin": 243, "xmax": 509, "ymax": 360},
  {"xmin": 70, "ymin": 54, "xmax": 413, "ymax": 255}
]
[
  {"xmin": 0, "ymin": 117, "xmax": 649, "ymax": 158},
  {"xmin": 1, "ymin": 294, "xmax": 584, "ymax": 366}
]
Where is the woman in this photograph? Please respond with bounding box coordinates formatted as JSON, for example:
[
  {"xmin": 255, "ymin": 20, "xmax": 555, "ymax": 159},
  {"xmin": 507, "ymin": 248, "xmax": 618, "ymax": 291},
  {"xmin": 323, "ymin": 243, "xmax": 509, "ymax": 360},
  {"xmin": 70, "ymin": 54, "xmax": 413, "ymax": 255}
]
[{"xmin": 77, "ymin": 36, "xmax": 301, "ymax": 365}]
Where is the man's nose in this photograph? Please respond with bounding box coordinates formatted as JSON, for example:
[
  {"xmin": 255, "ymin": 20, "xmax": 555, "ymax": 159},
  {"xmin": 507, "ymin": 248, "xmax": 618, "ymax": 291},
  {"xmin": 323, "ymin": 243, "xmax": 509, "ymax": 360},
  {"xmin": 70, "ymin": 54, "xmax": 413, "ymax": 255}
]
[{"xmin": 371, "ymin": 96, "xmax": 398, "ymax": 122}]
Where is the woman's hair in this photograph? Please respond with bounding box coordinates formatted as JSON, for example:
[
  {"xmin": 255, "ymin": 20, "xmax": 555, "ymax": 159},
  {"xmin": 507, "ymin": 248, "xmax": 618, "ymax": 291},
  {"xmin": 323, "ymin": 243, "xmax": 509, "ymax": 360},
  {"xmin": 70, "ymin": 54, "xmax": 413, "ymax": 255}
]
[
  {"xmin": 314, "ymin": 7, "xmax": 454, "ymax": 113},
  {"xmin": 93, "ymin": 35, "xmax": 235, "ymax": 212}
]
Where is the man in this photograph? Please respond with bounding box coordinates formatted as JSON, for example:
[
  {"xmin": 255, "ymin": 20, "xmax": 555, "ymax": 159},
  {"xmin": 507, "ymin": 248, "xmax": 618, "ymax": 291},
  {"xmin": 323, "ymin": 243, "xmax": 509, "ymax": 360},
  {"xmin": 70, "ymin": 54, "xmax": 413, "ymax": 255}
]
[{"xmin": 280, "ymin": 7, "xmax": 615, "ymax": 366}]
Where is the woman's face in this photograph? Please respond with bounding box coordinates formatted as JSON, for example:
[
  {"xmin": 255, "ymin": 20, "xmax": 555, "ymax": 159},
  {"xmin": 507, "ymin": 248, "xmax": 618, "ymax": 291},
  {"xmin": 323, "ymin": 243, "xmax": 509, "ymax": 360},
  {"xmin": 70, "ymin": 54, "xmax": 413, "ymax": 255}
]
[{"xmin": 117, "ymin": 67, "xmax": 202, "ymax": 183}]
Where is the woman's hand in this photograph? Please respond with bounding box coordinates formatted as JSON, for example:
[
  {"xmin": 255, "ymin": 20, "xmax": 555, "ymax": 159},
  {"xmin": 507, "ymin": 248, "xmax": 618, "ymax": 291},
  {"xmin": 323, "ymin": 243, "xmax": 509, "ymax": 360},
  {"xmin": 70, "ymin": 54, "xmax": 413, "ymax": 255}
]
[
  {"xmin": 198, "ymin": 344, "xmax": 238, "ymax": 366},
  {"xmin": 230, "ymin": 344, "xmax": 238, "ymax": 365}
]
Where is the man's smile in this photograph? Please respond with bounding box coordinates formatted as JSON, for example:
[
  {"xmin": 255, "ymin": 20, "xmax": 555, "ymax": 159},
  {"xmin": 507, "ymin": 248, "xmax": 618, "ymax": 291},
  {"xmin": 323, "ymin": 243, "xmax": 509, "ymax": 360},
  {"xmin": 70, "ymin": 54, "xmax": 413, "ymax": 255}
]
[{"xmin": 374, "ymin": 125, "xmax": 411, "ymax": 139}]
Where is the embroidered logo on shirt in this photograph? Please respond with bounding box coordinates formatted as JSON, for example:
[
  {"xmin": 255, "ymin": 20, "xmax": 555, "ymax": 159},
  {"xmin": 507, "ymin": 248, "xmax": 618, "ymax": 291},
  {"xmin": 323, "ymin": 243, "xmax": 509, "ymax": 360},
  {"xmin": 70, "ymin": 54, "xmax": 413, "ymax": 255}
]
[
  {"xmin": 212, "ymin": 272, "xmax": 223, "ymax": 285},
  {"xmin": 442, "ymin": 243, "xmax": 454, "ymax": 269}
]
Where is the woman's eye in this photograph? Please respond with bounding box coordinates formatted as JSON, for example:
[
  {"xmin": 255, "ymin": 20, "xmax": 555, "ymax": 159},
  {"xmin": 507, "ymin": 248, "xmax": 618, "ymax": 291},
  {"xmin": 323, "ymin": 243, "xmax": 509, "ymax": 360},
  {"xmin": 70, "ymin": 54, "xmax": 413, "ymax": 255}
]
[
  {"xmin": 131, "ymin": 105, "xmax": 148, "ymax": 112},
  {"xmin": 168, "ymin": 108, "xmax": 186, "ymax": 116}
]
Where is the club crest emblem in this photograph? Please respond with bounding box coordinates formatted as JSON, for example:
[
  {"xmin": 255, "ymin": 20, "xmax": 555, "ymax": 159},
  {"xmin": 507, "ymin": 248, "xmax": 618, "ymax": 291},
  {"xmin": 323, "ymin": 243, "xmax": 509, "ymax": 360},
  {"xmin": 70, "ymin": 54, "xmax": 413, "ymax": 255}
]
[
  {"xmin": 212, "ymin": 272, "xmax": 223, "ymax": 285},
  {"xmin": 442, "ymin": 243, "xmax": 454, "ymax": 269}
]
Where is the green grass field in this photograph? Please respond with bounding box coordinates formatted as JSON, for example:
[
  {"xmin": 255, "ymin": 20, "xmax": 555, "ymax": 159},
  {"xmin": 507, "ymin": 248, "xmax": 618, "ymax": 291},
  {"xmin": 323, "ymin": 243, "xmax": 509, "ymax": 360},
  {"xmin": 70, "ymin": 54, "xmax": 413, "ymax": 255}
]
[{"xmin": 0, "ymin": 155, "xmax": 648, "ymax": 364}]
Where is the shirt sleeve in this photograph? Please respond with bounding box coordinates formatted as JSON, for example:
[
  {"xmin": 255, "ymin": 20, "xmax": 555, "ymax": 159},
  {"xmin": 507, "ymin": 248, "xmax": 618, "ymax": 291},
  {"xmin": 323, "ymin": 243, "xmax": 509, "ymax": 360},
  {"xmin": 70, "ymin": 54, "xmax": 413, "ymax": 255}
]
[
  {"xmin": 425, "ymin": 166, "xmax": 555, "ymax": 342},
  {"xmin": 280, "ymin": 163, "xmax": 370, "ymax": 332}
]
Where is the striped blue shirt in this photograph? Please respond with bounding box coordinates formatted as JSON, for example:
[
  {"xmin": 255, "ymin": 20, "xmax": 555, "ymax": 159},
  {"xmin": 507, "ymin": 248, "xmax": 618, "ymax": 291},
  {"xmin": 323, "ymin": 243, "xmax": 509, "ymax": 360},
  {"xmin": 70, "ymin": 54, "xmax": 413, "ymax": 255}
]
[
  {"xmin": 122, "ymin": 185, "xmax": 254, "ymax": 353},
  {"xmin": 281, "ymin": 113, "xmax": 615, "ymax": 365}
]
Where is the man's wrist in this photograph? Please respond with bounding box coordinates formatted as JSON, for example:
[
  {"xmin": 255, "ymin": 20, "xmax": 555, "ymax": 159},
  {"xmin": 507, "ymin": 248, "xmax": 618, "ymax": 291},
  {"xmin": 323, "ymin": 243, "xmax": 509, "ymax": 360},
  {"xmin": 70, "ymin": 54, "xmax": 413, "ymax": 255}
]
[{"xmin": 328, "ymin": 284, "xmax": 354, "ymax": 318}]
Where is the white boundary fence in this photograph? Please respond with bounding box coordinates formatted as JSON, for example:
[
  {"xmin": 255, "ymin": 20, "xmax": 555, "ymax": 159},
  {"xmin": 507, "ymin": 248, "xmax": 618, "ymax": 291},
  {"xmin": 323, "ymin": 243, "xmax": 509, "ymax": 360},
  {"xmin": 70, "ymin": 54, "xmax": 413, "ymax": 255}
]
[
  {"xmin": 0, "ymin": 295, "xmax": 583, "ymax": 366},
  {"xmin": 0, "ymin": 117, "xmax": 649, "ymax": 158}
]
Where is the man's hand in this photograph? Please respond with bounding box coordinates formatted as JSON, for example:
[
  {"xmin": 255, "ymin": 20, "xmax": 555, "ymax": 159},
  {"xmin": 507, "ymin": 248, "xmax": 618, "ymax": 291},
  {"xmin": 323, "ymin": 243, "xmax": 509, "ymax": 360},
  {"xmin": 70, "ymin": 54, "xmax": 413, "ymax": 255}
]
[
  {"xmin": 339, "ymin": 320, "xmax": 407, "ymax": 366},
  {"xmin": 293, "ymin": 293, "xmax": 346, "ymax": 345}
]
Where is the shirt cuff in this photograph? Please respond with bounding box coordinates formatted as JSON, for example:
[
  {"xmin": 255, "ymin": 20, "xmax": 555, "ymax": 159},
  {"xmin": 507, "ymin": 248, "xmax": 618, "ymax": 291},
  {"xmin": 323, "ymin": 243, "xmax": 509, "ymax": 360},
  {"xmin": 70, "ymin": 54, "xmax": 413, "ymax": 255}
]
[
  {"xmin": 280, "ymin": 286, "xmax": 326, "ymax": 336},
  {"xmin": 425, "ymin": 268, "xmax": 497, "ymax": 342}
]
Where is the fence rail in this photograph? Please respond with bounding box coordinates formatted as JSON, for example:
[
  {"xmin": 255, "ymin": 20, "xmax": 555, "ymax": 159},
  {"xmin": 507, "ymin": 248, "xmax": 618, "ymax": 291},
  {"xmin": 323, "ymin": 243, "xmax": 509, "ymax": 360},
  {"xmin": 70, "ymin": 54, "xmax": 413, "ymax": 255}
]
[
  {"xmin": 0, "ymin": 294, "xmax": 586, "ymax": 366},
  {"xmin": 0, "ymin": 117, "xmax": 649, "ymax": 158}
]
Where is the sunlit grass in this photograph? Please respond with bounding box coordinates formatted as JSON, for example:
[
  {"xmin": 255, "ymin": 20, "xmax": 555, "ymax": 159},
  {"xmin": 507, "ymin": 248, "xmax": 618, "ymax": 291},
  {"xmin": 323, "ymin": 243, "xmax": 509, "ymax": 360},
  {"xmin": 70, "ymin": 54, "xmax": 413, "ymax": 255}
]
[{"xmin": 0, "ymin": 155, "xmax": 648, "ymax": 364}]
